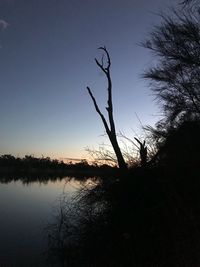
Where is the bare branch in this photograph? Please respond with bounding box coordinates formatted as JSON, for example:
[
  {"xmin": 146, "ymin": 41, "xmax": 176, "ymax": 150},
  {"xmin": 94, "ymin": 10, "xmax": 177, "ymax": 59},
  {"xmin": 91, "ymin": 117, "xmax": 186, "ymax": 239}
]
[
  {"xmin": 118, "ymin": 132, "xmax": 140, "ymax": 150},
  {"xmin": 98, "ymin": 46, "xmax": 111, "ymax": 69},
  {"xmin": 95, "ymin": 58, "xmax": 107, "ymax": 74},
  {"xmin": 87, "ymin": 86, "xmax": 110, "ymax": 134},
  {"xmin": 134, "ymin": 137, "xmax": 143, "ymax": 146},
  {"xmin": 94, "ymin": 47, "xmax": 115, "ymax": 133}
]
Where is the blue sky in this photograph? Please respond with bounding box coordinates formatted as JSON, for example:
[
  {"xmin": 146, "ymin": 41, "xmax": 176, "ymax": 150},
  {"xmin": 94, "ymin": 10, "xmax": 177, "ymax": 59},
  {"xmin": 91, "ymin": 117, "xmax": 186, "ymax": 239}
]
[{"xmin": 0, "ymin": 0, "xmax": 176, "ymax": 160}]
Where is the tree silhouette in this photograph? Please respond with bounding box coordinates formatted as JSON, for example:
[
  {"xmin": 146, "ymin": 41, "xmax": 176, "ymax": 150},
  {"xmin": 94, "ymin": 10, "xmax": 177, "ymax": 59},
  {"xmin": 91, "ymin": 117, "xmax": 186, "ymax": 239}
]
[
  {"xmin": 134, "ymin": 138, "xmax": 147, "ymax": 167},
  {"xmin": 143, "ymin": 5, "xmax": 200, "ymax": 130},
  {"xmin": 157, "ymin": 120, "xmax": 200, "ymax": 170},
  {"xmin": 87, "ymin": 47, "xmax": 127, "ymax": 171},
  {"xmin": 180, "ymin": 0, "xmax": 198, "ymax": 6}
]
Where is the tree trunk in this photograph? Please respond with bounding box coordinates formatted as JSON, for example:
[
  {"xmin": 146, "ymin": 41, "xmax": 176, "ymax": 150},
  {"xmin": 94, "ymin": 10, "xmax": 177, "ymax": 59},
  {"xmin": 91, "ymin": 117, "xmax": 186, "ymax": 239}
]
[{"xmin": 108, "ymin": 132, "xmax": 127, "ymax": 170}]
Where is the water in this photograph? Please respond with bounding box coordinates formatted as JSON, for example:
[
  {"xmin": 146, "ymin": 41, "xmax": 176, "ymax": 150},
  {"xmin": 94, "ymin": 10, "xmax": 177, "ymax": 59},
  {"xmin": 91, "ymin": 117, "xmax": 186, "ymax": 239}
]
[{"xmin": 0, "ymin": 177, "xmax": 86, "ymax": 266}]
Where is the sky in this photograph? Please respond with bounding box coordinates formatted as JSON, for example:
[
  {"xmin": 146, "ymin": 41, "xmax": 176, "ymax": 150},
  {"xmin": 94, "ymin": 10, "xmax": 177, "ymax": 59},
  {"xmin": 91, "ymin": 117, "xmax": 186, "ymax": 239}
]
[{"xmin": 0, "ymin": 0, "xmax": 176, "ymax": 160}]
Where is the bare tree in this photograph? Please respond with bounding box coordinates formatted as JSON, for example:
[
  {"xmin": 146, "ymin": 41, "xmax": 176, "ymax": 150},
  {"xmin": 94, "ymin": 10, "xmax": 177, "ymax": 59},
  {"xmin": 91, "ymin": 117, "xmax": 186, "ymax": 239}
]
[{"xmin": 87, "ymin": 47, "xmax": 127, "ymax": 171}]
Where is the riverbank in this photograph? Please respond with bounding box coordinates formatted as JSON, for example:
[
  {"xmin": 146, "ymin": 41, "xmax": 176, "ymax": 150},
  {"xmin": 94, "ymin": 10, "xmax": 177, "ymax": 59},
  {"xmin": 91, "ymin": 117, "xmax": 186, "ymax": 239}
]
[
  {"xmin": 47, "ymin": 163, "xmax": 200, "ymax": 267},
  {"xmin": 0, "ymin": 154, "xmax": 118, "ymax": 180}
]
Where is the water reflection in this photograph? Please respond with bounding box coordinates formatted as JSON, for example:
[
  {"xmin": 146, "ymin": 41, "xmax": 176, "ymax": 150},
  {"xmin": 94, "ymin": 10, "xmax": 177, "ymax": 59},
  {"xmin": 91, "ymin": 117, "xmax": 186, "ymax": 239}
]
[
  {"xmin": 0, "ymin": 176, "xmax": 94, "ymax": 266},
  {"xmin": 46, "ymin": 177, "xmax": 107, "ymax": 267}
]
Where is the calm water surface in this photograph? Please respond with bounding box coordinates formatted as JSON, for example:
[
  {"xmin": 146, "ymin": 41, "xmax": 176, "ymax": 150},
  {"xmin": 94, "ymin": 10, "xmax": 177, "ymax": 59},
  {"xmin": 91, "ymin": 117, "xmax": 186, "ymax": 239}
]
[{"xmin": 0, "ymin": 177, "xmax": 86, "ymax": 266}]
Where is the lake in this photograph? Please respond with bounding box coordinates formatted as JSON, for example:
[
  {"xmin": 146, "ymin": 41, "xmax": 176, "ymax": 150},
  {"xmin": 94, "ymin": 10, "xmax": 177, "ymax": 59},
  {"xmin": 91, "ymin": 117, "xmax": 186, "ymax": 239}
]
[{"xmin": 0, "ymin": 176, "xmax": 89, "ymax": 266}]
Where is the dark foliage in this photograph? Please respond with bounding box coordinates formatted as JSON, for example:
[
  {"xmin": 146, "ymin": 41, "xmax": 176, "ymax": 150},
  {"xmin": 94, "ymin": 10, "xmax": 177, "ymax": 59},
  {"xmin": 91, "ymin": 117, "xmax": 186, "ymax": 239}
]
[
  {"xmin": 180, "ymin": 0, "xmax": 199, "ymax": 6},
  {"xmin": 143, "ymin": 6, "xmax": 200, "ymax": 130},
  {"xmin": 48, "ymin": 171, "xmax": 200, "ymax": 266},
  {"xmin": 155, "ymin": 120, "xmax": 200, "ymax": 168},
  {"xmin": 47, "ymin": 119, "xmax": 200, "ymax": 266}
]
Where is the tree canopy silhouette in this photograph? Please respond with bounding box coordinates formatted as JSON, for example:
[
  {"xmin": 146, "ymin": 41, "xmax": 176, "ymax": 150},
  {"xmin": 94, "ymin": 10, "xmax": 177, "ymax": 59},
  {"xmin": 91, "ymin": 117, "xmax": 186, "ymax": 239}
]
[
  {"xmin": 87, "ymin": 47, "xmax": 127, "ymax": 171},
  {"xmin": 180, "ymin": 0, "xmax": 198, "ymax": 6},
  {"xmin": 143, "ymin": 4, "xmax": 200, "ymax": 131}
]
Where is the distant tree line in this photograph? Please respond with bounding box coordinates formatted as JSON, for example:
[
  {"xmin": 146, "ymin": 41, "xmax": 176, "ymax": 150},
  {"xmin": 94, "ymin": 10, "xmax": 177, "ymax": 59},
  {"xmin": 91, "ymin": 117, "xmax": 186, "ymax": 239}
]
[
  {"xmin": 0, "ymin": 154, "xmax": 116, "ymax": 175},
  {"xmin": 0, "ymin": 154, "xmax": 66, "ymax": 170}
]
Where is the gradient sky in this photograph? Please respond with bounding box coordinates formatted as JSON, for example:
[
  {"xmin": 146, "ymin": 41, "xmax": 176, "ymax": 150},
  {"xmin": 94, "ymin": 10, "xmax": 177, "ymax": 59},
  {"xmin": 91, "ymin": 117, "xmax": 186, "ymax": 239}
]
[{"xmin": 0, "ymin": 0, "xmax": 176, "ymax": 160}]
